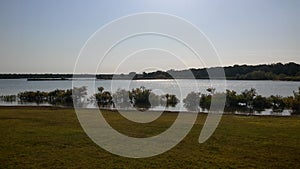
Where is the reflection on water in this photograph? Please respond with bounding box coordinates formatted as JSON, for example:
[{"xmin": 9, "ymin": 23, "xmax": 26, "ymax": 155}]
[
  {"xmin": 234, "ymin": 109, "xmax": 291, "ymax": 116},
  {"xmin": 0, "ymin": 100, "xmax": 52, "ymax": 107},
  {"xmin": 0, "ymin": 100, "xmax": 292, "ymax": 116}
]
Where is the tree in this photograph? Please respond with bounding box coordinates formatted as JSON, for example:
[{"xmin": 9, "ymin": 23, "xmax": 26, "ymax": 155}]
[
  {"xmin": 225, "ymin": 90, "xmax": 238, "ymax": 108},
  {"xmin": 199, "ymin": 94, "xmax": 211, "ymax": 110},
  {"xmin": 269, "ymin": 95, "xmax": 285, "ymax": 112},
  {"xmin": 94, "ymin": 87, "xmax": 113, "ymax": 107},
  {"xmin": 238, "ymin": 88, "xmax": 257, "ymax": 108},
  {"xmin": 183, "ymin": 92, "xmax": 200, "ymax": 111},
  {"xmin": 253, "ymin": 95, "xmax": 270, "ymax": 111},
  {"xmin": 112, "ymin": 88, "xmax": 131, "ymax": 108},
  {"xmin": 72, "ymin": 86, "xmax": 87, "ymax": 107},
  {"xmin": 161, "ymin": 94, "xmax": 179, "ymax": 107},
  {"xmin": 291, "ymin": 87, "xmax": 300, "ymax": 114},
  {"xmin": 129, "ymin": 86, "xmax": 153, "ymax": 109}
]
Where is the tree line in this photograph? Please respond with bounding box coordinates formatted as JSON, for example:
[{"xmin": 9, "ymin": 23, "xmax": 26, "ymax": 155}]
[
  {"xmin": 1, "ymin": 62, "xmax": 300, "ymax": 81},
  {"xmin": 183, "ymin": 87, "xmax": 300, "ymax": 114},
  {"xmin": 91, "ymin": 86, "xmax": 178, "ymax": 111},
  {"xmin": 0, "ymin": 87, "xmax": 87, "ymax": 107},
  {"xmin": 0, "ymin": 86, "xmax": 179, "ymax": 111},
  {"xmin": 1, "ymin": 86, "xmax": 299, "ymax": 114}
]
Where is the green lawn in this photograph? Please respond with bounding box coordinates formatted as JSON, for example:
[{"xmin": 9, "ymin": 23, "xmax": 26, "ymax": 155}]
[{"xmin": 0, "ymin": 106, "xmax": 300, "ymax": 168}]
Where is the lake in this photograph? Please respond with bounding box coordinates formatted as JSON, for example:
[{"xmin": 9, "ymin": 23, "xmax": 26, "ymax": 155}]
[{"xmin": 0, "ymin": 79, "xmax": 299, "ymax": 115}]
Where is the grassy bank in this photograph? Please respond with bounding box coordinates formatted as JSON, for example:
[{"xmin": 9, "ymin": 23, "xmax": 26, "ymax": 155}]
[{"xmin": 0, "ymin": 106, "xmax": 300, "ymax": 168}]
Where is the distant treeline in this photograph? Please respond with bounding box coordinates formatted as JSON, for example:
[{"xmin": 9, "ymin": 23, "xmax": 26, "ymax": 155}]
[
  {"xmin": 171, "ymin": 62, "xmax": 300, "ymax": 80},
  {"xmin": 1, "ymin": 62, "xmax": 300, "ymax": 81},
  {"xmin": 224, "ymin": 62, "xmax": 300, "ymax": 80}
]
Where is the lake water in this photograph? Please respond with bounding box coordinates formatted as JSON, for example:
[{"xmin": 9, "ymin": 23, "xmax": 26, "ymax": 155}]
[{"xmin": 0, "ymin": 79, "xmax": 299, "ymax": 115}]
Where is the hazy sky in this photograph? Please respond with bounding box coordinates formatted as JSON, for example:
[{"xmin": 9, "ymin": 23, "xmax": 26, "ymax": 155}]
[{"xmin": 0, "ymin": 0, "xmax": 299, "ymax": 73}]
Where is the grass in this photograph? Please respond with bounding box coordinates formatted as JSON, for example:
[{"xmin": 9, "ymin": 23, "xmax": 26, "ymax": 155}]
[{"xmin": 0, "ymin": 106, "xmax": 300, "ymax": 168}]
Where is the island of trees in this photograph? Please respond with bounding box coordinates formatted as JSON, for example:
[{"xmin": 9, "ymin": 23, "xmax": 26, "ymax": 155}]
[{"xmin": 1, "ymin": 62, "xmax": 300, "ymax": 81}]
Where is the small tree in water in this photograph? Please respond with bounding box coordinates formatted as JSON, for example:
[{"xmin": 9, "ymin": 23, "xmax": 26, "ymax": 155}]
[
  {"xmin": 292, "ymin": 87, "xmax": 300, "ymax": 114},
  {"xmin": 129, "ymin": 86, "xmax": 152, "ymax": 110},
  {"xmin": 183, "ymin": 92, "xmax": 200, "ymax": 112},
  {"xmin": 94, "ymin": 87, "xmax": 113, "ymax": 108},
  {"xmin": 269, "ymin": 95, "xmax": 285, "ymax": 112},
  {"xmin": 72, "ymin": 86, "xmax": 87, "ymax": 107},
  {"xmin": 162, "ymin": 94, "xmax": 179, "ymax": 107},
  {"xmin": 112, "ymin": 88, "xmax": 131, "ymax": 109},
  {"xmin": 238, "ymin": 88, "xmax": 257, "ymax": 108}
]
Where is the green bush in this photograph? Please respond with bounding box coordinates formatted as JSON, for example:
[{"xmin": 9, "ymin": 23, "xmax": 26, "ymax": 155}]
[{"xmin": 94, "ymin": 87, "xmax": 113, "ymax": 108}]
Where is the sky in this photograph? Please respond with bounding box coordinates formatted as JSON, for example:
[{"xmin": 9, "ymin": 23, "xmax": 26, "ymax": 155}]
[{"xmin": 0, "ymin": 0, "xmax": 299, "ymax": 73}]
